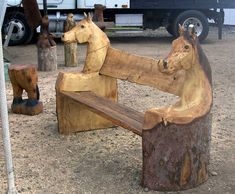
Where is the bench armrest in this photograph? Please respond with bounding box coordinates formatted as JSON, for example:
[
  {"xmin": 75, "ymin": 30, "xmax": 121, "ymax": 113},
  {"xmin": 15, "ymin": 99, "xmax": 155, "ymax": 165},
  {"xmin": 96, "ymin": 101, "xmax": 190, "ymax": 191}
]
[{"xmin": 55, "ymin": 71, "xmax": 117, "ymax": 97}]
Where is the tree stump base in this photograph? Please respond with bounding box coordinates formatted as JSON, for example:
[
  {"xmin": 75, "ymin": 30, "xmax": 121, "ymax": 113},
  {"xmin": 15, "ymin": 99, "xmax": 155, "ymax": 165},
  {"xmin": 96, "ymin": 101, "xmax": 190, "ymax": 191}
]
[
  {"xmin": 8, "ymin": 64, "xmax": 43, "ymax": 116},
  {"xmin": 64, "ymin": 43, "xmax": 78, "ymax": 67},
  {"xmin": 37, "ymin": 46, "xmax": 57, "ymax": 71},
  {"xmin": 142, "ymin": 113, "xmax": 211, "ymax": 191}
]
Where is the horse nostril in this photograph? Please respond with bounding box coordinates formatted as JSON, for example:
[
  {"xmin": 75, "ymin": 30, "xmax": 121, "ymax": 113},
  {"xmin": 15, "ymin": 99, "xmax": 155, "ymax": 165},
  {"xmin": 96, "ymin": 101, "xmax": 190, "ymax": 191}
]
[
  {"xmin": 61, "ymin": 34, "xmax": 64, "ymax": 38},
  {"xmin": 163, "ymin": 60, "xmax": 168, "ymax": 69}
]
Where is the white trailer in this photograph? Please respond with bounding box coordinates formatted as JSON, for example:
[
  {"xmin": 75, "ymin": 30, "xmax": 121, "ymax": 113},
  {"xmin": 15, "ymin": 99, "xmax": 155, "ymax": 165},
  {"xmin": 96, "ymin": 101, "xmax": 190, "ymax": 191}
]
[{"xmin": 3, "ymin": 0, "xmax": 235, "ymax": 45}]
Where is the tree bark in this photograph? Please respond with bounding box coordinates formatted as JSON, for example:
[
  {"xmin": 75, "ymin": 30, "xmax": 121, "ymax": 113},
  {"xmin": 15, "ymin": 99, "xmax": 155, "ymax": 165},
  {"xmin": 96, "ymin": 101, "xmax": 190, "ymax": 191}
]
[
  {"xmin": 37, "ymin": 46, "xmax": 57, "ymax": 71},
  {"xmin": 142, "ymin": 113, "xmax": 211, "ymax": 191},
  {"xmin": 64, "ymin": 43, "xmax": 78, "ymax": 67}
]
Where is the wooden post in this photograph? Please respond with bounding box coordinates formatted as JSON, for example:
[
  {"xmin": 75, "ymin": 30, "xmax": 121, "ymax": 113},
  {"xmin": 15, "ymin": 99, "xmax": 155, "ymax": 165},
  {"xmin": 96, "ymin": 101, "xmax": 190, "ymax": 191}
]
[
  {"xmin": 37, "ymin": 15, "xmax": 57, "ymax": 71},
  {"xmin": 8, "ymin": 64, "xmax": 43, "ymax": 115},
  {"xmin": 142, "ymin": 113, "xmax": 211, "ymax": 191},
  {"xmin": 37, "ymin": 45, "xmax": 57, "ymax": 71},
  {"xmin": 63, "ymin": 13, "xmax": 78, "ymax": 67}
]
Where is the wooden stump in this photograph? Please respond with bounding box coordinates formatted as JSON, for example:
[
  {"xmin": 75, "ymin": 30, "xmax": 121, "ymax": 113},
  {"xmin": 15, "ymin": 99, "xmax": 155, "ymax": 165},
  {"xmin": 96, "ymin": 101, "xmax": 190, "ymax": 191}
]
[
  {"xmin": 64, "ymin": 43, "xmax": 78, "ymax": 67},
  {"xmin": 142, "ymin": 113, "xmax": 211, "ymax": 191},
  {"xmin": 37, "ymin": 46, "xmax": 57, "ymax": 71},
  {"xmin": 8, "ymin": 64, "xmax": 43, "ymax": 115}
]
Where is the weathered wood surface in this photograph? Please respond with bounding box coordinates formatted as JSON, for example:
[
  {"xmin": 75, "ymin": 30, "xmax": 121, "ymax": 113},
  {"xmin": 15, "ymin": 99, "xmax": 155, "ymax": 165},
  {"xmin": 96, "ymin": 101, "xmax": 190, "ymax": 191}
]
[
  {"xmin": 64, "ymin": 43, "xmax": 78, "ymax": 67},
  {"xmin": 8, "ymin": 64, "xmax": 38, "ymax": 99},
  {"xmin": 8, "ymin": 64, "xmax": 43, "ymax": 115},
  {"xmin": 63, "ymin": 13, "xmax": 78, "ymax": 67},
  {"xmin": 37, "ymin": 46, "xmax": 57, "ymax": 71},
  {"xmin": 56, "ymin": 72, "xmax": 118, "ymax": 134},
  {"xmin": 37, "ymin": 15, "xmax": 57, "ymax": 71},
  {"xmin": 100, "ymin": 47, "xmax": 186, "ymax": 96},
  {"xmin": 61, "ymin": 91, "xmax": 144, "ymax": 136},
  {"xmin": 142, "ymin": 113, "xmax": 211, "ymax": 191}
]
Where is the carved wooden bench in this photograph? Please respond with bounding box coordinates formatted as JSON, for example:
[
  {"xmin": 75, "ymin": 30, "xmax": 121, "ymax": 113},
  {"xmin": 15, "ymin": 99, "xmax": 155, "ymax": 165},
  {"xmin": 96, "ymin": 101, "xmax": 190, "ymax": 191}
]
[{"xmin": 56, "ymin": 16, "xmax": 212, "ymax": 192}]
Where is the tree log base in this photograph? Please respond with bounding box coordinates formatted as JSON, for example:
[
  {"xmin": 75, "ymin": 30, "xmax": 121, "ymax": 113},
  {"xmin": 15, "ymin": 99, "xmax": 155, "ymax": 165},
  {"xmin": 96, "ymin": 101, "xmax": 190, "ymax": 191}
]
[
  {"xmin": 37, "ymin": 46, "xmax": 57, "ymax": 71},
  {"xmin": 142, "ymin": 113, "xmax": 211, "ymax": 191},
  {"xmin": 64, "ymin": 43, "xmax": 78, "ymax": 67},
  {"xmin": 12, "ymin": 99, "xmax": 43, "ymax": 116}
]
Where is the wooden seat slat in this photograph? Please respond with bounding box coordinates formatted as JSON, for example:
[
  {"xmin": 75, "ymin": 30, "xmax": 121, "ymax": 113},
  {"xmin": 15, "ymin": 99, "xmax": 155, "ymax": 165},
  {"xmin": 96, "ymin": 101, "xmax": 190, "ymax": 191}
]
[{"xmin": 61, "ymin": 91, "xmax": 144, "ymax": 136}]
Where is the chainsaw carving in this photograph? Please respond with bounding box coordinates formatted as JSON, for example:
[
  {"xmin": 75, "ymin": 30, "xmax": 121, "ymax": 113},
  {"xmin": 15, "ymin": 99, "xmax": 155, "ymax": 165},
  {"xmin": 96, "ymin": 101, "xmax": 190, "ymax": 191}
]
[
  {"xmin": 62, "ymin": 13, "xmax": 110, "ymax": 73},
  {"xmin": 58, "ymin": 15, "xmax": 212, "ymax": 191},
  {"xmin": 37, "ymin": 15, "xmax": 57, "ymax": 71},
  {"xmin": 143, "ymin": 24, "xmax": 212, "ymax": 128},
  {"xmin": 63, "ymin": 13, "xmax": 78, "ymax": 67},
  {"xmin": 8, "ymin": 64, "xmax": 43, "ymax": 115}
]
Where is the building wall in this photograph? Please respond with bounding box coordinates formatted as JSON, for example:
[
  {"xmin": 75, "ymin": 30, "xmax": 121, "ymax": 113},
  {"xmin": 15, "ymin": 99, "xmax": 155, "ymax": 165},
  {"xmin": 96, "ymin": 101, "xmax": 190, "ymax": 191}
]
[{"xmin": 224, "ymin": 9, "xmax": 235, "ymax": 25}]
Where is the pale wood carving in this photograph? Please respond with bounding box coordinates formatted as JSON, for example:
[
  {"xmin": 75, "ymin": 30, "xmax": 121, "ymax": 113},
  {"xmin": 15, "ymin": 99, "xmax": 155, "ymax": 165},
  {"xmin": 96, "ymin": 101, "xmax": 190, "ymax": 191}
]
[
  {"xmin": 62, "ymin": 13, "xmax": 110, "ymax": 73},
  {"xmin": 64, "ymin": 13, "xmax": 78, "ymax": 67},
  {"xmin": 56, "ymin": 72, "xmax": 117, "ymax": 134},
  {"xmin": 58, "ymin": 17, "xmax": 212, "ymax": 191}
]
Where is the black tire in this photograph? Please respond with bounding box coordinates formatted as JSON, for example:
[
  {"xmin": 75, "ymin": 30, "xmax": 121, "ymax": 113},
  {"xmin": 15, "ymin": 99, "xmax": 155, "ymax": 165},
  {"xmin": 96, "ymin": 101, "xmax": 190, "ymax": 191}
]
[
  {"xmin": 2, "ymin": 12, "xmax": 33, "ymax": 46},
  {"xmin": 166, "ymin": 24, "xmax": 175, "ymax": 36},
  {"xmin": 172, "ymin": 10, "xmax": 209, "ymax": 41}
]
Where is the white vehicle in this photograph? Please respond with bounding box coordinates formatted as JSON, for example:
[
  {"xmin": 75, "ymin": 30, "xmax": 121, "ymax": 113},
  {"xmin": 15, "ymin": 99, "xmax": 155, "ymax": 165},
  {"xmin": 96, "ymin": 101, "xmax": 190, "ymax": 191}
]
[{"xmin": 3, "ymin": 0, "xmax": 235, "ymax": 45}]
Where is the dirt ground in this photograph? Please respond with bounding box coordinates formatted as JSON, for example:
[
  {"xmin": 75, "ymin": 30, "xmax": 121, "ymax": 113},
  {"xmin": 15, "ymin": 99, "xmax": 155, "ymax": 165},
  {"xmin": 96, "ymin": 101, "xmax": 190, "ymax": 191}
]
[{"xmin": 0, "ymin": 27, "xmax": 235, "ymax": 194}]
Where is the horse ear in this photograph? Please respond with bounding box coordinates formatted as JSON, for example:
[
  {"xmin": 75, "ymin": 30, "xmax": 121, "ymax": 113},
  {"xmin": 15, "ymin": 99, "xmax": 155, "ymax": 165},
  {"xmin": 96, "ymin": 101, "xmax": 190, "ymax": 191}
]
[
  {"xmin": 178, "ymin": 24, "xmax": 184, "ymax": 36},
  {"xmin": 84, "ymin": 12, "xmax": 88, "ymax": 18},
  {"xmin": 88, "ymin": 12, "xmax": 93, "ymax": 21},
  {"xmin": 188, "ymin": 24, "xmax": 197, "ymax": 40}
]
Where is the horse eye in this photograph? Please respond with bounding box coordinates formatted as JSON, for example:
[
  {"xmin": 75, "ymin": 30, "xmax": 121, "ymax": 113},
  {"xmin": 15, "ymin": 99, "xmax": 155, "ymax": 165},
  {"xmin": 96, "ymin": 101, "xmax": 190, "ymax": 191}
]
[
  {"xmin": 81, "ymin": 25, "xmax": 85, "ymax": 29},
  {"xmin": 184, "ymin": 45, "xmax": 190, "ymax": 49}
]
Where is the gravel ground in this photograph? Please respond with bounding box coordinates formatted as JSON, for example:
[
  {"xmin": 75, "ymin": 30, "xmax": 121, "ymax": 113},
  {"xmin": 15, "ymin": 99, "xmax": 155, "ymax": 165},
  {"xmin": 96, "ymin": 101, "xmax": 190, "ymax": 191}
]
[{"xmin": 0, "ymin": 26, "xmax": 235, "ymax": 194}]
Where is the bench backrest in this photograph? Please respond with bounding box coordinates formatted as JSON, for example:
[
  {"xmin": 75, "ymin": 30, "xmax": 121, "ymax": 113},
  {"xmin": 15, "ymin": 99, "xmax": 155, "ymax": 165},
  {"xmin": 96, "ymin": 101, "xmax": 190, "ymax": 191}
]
[{"xmin": 99, "ymin": 47, "xmax": 185, "ymax": 96}]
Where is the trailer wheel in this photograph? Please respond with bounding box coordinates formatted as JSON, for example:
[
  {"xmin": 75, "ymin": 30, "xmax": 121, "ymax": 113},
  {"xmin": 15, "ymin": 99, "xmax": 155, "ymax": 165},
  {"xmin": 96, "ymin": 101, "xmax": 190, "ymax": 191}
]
[
  {"xmin": 2, "ymin": 12, "xmax": 33, "ymax": 46},
  {"xmin": 166, "ymin": 25, "xmax": 174, "ymax": 36},
  {"xmin": 173, "ymin": 10, "xmax": 209, "ymax": 41}
]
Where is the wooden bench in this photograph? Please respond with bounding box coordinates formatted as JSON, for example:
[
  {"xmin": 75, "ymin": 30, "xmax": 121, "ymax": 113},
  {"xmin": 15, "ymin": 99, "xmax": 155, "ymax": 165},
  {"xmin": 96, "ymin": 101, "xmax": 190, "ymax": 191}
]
[
  {"xmin": 56, "ymin": 21, "xmax": 212, "ymax": 191},
  {"xmin": 61, "ymin": 91, "xmax": 144, "ymax": 136}
]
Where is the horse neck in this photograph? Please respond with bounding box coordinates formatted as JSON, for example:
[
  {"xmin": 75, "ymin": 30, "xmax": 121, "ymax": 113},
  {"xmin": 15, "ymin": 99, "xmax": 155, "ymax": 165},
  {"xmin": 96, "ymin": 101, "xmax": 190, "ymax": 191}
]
[
  {"xmin": 180, "ymin": 59, "xmax": 210, "ymax": 106},
  {"xmin": 84, "ymin": 29, "xmax": 110, "ymax": 73}
]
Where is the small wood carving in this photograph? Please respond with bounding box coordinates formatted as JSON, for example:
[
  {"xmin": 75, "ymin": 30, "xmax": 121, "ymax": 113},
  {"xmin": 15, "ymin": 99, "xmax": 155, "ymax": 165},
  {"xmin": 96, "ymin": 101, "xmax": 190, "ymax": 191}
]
[
  {"xmin": 63, "ymin": 13, "xmax": 78, "ymax": 67},
  {"xmin": 8, "ymin": 64, "xmax": 43, "ymax": 115},
  {"xmin": 37, "ymin": 15, "xmax": 57, "ymax": 71},
  {"xmin": 93, "ymin": 4, "xmax": 106, "ymax": 31}
]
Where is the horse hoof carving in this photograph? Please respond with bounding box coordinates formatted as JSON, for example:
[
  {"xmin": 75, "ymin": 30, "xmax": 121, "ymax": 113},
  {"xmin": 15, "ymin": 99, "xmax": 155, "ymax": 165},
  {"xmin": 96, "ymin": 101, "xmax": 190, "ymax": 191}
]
[{"xmin": 8, "ymin": 64, "xmax": 43, "ymax": 115}]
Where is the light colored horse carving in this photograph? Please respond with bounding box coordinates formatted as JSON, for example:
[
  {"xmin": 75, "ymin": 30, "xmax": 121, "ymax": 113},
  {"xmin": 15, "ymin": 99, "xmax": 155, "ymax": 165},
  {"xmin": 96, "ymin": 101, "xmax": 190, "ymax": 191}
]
[
  {"xmin": 61, "ymin": 14, "xmax": 212, "ymax": 129},
  {"xmin": 62, "ymin": 13, "xmax": 110, "ymax": 73},
  {"xmin": 143, "ymin": 25, "xmax": 212, "ymax": 128}
]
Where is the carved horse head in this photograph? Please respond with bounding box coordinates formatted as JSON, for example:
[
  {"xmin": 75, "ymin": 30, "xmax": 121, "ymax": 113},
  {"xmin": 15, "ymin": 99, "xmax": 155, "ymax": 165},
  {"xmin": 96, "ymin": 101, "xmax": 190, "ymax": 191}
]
[
  {"xmin": 62, "ymin": 13, "xmax": 107, "ymax": 44},
  {"xmin": 158, "ymin": 25, "xmax": 198, "ymax": 75},
  {"xmin": 62, "ymin": 13, "xmax": 110, "ymax": 73}
]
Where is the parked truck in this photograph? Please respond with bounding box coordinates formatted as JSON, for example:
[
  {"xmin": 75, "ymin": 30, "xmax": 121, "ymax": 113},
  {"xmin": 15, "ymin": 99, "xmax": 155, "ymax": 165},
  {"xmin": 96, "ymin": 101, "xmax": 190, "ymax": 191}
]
[{"xmin": 3, "ymin": 0, "xmax": 235, "ymax": 45}]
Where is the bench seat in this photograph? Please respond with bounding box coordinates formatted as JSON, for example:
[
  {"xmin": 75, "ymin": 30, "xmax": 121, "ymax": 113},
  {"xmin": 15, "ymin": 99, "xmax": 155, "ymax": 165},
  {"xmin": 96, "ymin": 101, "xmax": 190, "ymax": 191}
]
[{"xmin": 61, "ymin": 91, "xmax": 144, "ymax": 136}]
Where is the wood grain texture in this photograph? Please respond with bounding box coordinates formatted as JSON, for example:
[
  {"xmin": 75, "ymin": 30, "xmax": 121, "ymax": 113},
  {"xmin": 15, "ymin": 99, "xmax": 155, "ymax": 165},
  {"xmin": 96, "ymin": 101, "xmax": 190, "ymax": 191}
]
[
  {"xmin": 61, "ymin": 91, "xmax": 144, "ymax": 136},
  {"xmin": 56, "ymin": 72, "xmax": 118, "ymax": 134},
  {"xmin": 37, "ymin": 46, "xmax": 57, "ymax": 71},
  {"xmin": 64, "ymin": 43, "xmax": 78, "ymax": 67},
  {"xmin": 142, "ymin": 113, "xmax": 211, "ymax": 191},
  {"xmin": 8, "ymin": 64, "xmax": 38, "ymax": 99},
  {"xmin": 100, "ymin": 47, "xmax": 185, "ymax": 96}
]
